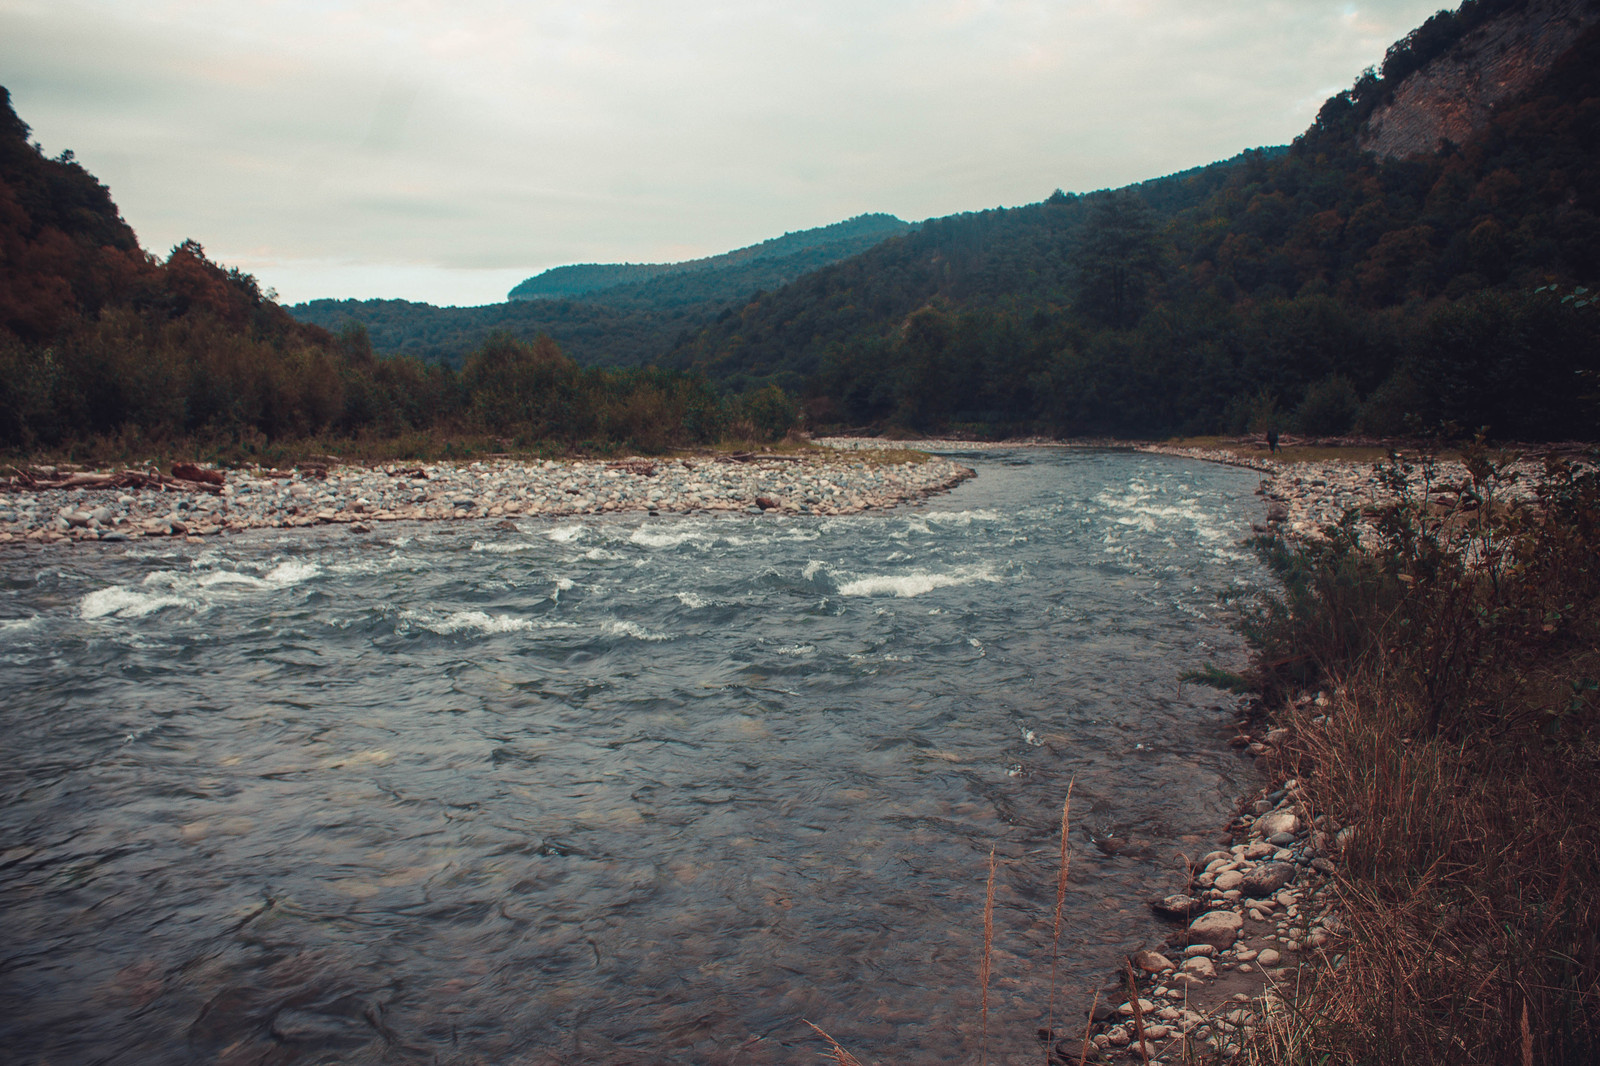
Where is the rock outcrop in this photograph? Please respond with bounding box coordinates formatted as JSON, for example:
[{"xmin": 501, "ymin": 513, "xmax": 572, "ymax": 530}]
[{"xmin": 1361, "ymin": 0, "xmax": 1600, "ymax": 159}]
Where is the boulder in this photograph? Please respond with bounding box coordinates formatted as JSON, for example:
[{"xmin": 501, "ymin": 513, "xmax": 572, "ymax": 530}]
[
  {"xmin": 1188, "ymin": 910, "xmax": 1244, "ymax": 949},
  {"xmin": 1240, "ymin": 862, "xmax": 1297, "ymax": 897},
  {"xmin": 1256, "ymin": 811, "xmax": 1299, "ymax": 838},
  {"xmin": 1132, "ymin": 949, "xmax": 1175, "ymax": 974},
  {"xmin": 1149, "ymin": 894, "xmax": 1207, "ymax": 922}
]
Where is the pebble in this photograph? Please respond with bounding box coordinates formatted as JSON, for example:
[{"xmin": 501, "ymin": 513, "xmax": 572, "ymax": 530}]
[{"xmin": 1140, "ymin": 447, "xmax": 1552, "ymax": 545}]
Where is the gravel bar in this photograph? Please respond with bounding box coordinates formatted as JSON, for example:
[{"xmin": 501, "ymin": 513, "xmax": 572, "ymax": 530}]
[{"xmin": 0, "ymin": 452, "xmax": 976, "ymax": 547}]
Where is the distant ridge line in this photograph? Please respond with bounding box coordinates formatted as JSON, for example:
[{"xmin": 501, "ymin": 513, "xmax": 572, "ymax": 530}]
[{"xmin": 507, "ymin": 212, "xmax": 913, "ymax": 302}]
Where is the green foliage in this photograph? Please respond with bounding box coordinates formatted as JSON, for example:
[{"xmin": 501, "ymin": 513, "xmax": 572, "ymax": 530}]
[
  {"xmin": 737, "ymin": 384, "xmax": 800, "ymax": 442},
  {"xmin": 1180, "ymin": 662, "xmax": 1255, "ymax": 693},
  {"xmin": 1295, "ymin": 374, "xmax": 1360, "ymax": 435},
  {"xmin": 291, "ymin": 216, "xmax": 915, "ymax": 371},
  {"xmin": 507, "ymin": 213, "xmax": 912, "ymax": 301}
]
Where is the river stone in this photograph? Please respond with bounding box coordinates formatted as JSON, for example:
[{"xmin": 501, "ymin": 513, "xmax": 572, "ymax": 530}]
[
  {"xmin": 1256, "ymin": 811, "xmax": 1299, "ymax": 838},
  {"xmin": 1257, "ymin": 948, "xmax": 1282, "ymax": 966},
  {"xmin": 1150, "ymin": 894, "xmax": 1207, "ymax": 921},
  {"xmin": 1181, "ymin": 956, "xmax": 1216, "ymax": 978},
  {"xmin": 1132, "ymin": 949, "xmax": 1175, "ymax": 974},
  {"xmin": 1213, "ymin": 869, "xmax": 1245, "ymax": 891},
  {"xmin": 1241, "ymin": 862, "xmax": 1297, "ymax": 897},
  {"xmin": 1189, "ymin": 910, "xmax": 1244, "ymax": 948}
]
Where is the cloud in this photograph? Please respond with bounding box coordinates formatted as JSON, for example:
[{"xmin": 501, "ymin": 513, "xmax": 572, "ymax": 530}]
[{"xmin": 1, "ymin": 0, "xmax": 1445, "ymax": 304}]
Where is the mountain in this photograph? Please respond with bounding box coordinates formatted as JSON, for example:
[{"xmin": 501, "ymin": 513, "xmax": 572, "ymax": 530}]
[
  {"xmin": 667, "ymin": 0, "xmax": 1600, "ymax": 440},
  {"xmin": 288, "ymin": 214, "xmax": 913, "ymax": 368},
  {"xmin": 507, "ymin": 213, "xmax": 912, "ymax": 302},
  {"xmin": 664, "ymin": 152, "xmax": 1277, "ymax": 396}
]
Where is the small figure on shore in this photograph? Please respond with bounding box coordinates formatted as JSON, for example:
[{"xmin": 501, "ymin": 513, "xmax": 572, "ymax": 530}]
[{"xmin": 1267, "ymin": 427, "xmax": 1279, "ymax": 454}]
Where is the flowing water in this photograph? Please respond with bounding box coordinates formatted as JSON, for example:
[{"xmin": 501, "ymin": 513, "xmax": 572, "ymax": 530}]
[{"xmin": 0, "ymin": 448, "xmax": 1269, "ymax": 1065}]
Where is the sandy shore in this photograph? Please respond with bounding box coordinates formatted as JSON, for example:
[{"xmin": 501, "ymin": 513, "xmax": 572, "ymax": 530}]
[{"xmin": 0, "ymin": 451, "xmax": 976, "ymax": 547}]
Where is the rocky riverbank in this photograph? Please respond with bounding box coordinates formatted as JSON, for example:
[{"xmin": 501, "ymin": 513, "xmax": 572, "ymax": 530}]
[
  {"xmin": 0, "ymin": 451, "xmax": 975, "ymax": 547},
  {"xmin": 1063, "ymin": 707, "xmax": 1349, "ymax": 1063},
  {"xmin": 1066, "ymin": 442, "xmax": 1573, "ymax": 1063},
  {"xmin": 1140, "ymin": 443, "xmax": 1546, "ymax": 541}
]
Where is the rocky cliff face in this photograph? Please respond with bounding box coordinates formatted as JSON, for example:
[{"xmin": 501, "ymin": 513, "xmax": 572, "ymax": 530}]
[{"xmin": 1361, "ymin": 0, "xmax": 1600, "ymax": 159}]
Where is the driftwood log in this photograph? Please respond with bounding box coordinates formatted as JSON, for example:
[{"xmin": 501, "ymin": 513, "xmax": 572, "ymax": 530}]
[{"xmin": 3, "ymin": 466, "xmax": 224, "ymax": 495}]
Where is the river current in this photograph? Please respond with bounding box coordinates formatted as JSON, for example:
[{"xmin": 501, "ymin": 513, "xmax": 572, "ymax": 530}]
[{"xmin": 0, "ymin": 448, "xmax": 1268, "ymax": 1065}]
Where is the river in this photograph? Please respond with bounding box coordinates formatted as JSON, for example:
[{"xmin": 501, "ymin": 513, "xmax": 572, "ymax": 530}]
[{"xmin": 0, "ymin": 447, "xmax": 1267, "ymax": 1064}]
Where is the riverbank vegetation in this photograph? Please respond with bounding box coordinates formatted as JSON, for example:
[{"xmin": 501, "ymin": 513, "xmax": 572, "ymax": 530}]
[{"xmin": 1235, "ymin": 445, "xmax": 1600, "ymax": 1063}]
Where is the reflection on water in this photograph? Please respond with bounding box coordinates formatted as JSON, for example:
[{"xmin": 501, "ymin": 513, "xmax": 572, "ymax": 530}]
[{"xmin": 0, "ymin": 449, "xmax": 1265, "ymax": 1064}]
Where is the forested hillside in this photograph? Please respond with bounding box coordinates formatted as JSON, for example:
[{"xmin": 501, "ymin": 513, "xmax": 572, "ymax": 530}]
[
  {"xmin": 671, "ymin": 0, "xmax": 1600, "ymax": 440},
  {"xmin": 289, "ymin": 214, "xmax": 913, "ymax": 368},
  {"xmin": 0, "ymin": 88, "xmax": 792, "ymax": 456}
]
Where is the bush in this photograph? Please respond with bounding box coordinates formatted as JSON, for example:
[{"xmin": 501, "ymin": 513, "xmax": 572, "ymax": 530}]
[
  {"xmin": 739, "ymin": 384, "xmax": 800, "ymax": 442},
  {"xmin": 1294, "ymin": 374, "xmax": 1359, "ymax": 435}
]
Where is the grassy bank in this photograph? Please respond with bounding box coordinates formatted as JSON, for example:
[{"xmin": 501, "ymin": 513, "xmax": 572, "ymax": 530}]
[{"xmin": 1233, "ymin": 445, "xmax": 1600, "ymax": 1064}]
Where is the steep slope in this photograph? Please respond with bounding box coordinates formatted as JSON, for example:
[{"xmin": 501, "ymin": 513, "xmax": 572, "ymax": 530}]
[
  {"xmin": 1361, "ymin": 0, "xmax": 1600, "ymax": 158},
  {"xmin": 0, "ymin": 87, "xmax": 149, "ymax": 342}
]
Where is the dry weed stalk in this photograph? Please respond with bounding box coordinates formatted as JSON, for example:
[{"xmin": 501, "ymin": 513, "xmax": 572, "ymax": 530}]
[
  {"xmin": 1076, "ymin": 990, "xmax": 1098, "ymax": 1066},
  {"xmin": 980, "ymin": 847, "xmax": 997, "ymax": 1066},
  {"xmin": 803, "ymin": 1021, "xmax": 867, "ymax": 1066},
  {"xmin": 1046, "ymin": 781, "xmax": 1074, "ymax": 1064}
]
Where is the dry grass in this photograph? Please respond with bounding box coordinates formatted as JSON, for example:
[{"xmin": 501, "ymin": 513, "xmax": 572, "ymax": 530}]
[{"xmin": 804, "ymin": 1021, "xmax": 868, "ymax": 1066}]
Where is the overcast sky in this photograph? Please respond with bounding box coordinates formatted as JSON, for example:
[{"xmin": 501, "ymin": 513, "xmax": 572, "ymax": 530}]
[{"xmin": 2, "ymin": 0, "xmax": 1444, "ymax": 307}]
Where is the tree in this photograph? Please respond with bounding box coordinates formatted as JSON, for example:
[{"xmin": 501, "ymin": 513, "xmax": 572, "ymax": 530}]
[{"xmin": 1074, "ymin": 192, "xmax": 1162, "ymax": 328}]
